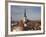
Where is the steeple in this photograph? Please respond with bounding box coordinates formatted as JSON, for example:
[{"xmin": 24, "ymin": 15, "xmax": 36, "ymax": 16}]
[{"xmin": 24, "ymin": 8, "xmax": 27, "ymax": 19}]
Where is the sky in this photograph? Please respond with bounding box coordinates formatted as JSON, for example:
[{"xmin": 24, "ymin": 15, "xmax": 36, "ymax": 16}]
[{"xmin": 11, "ymin": 5, "xmax": 41, "ymax": 21}]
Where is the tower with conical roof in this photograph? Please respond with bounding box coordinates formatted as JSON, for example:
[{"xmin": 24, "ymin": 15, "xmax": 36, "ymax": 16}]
[
  {"xmin": 24, "ymin": 8, "xmax": 29, "ymax": 31},
  {"xmin": 24, "ymin": 8, "xmax": 27, "ymax": 28},
  {"xmin": 24, "ymin": 8, "xmax": 27, "ymax": 21}
]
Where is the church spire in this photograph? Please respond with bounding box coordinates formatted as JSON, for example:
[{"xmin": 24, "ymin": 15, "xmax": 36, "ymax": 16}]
[{"xmin": 24, "ymin": 8, "xmax": 27, "ymax": 18}]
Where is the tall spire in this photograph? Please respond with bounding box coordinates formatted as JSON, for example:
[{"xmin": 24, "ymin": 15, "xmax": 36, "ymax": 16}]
[{"xmin": 24, "ymin": 8, "xmax": 27, "ymax": 18}]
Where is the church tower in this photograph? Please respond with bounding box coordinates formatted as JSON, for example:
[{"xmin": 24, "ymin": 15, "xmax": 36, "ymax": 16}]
[{"xmin": 24, "ymin": 8, "xmax": 27, "ymax": 28}]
